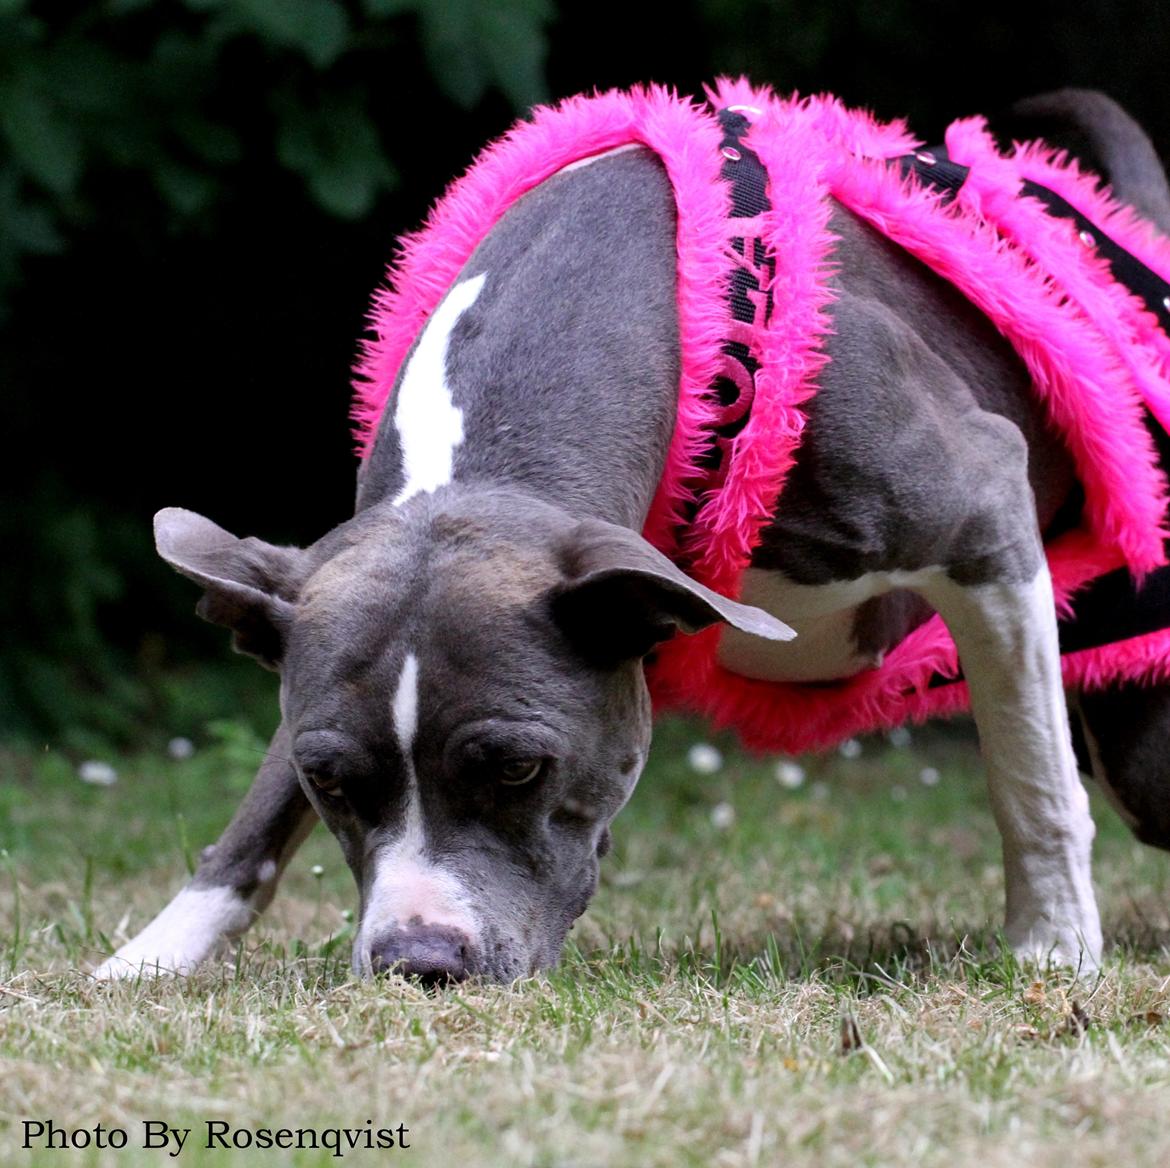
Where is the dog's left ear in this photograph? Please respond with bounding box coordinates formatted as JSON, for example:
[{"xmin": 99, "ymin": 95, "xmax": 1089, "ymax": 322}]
[
  {"xmin": 552, "ymin": 518, "xmax": 795, "ymax": 666},
  {"xmin": 154, "ymin": 507, "xmax": 310, "ymax": 670}
]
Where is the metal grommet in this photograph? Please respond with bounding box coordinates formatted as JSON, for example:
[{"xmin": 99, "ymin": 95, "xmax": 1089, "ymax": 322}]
[
  {"xmin": 915, "ymin": 151, "xmax": 937, "ymax": 166},
  {"xmin": 1079, "ymin": 229, "xmax": 1096, "ymax": 247},
  {"xmin": 722, "ymin": 146, "xmax": 742, "ymax": 162}
]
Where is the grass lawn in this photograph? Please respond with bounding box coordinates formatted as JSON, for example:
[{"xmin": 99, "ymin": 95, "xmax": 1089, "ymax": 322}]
[{"xmin": 3, "ymin": 714, "xmax": 1170, "ymax": 1166}]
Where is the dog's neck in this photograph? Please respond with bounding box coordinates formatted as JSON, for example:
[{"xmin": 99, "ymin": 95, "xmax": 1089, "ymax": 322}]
[{"xmin": 356, "ymin": 149, "xmax": 683, "ymax": 533}]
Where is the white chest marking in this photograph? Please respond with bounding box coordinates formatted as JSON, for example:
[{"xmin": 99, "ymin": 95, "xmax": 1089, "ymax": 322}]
[
  {"xmin": 392, "ymin": 273, "xmax": 486, "ymax": 506},
  {"xmin": 353, "ymin": 652, "xmax": 478, "ymax": 974},
  {"xmin": 717, "ymin": 566, "xmax": 942, "ymax": 682}
]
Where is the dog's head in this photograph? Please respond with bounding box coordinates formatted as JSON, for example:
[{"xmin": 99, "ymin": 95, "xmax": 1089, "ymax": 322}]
[{"xmin": 154, "ymin": 488, "xmax": 792, "ymax": 982}]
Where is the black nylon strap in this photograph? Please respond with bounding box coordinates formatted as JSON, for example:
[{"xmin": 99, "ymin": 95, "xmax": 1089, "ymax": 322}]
[
  {"xmin": 897, "ymin": 148, "xmax": 970, "ymax": 202},
  {"xmin": 718, "ymin": 109, "xmax": 771, "ymax": 224},
  {"xmin": 899, "ymin": 147, "xmax": 1170, "ymax": 330},
  {"xmin": 695, "ymin": 110, "xmax": 775, "ymax": 472},
  {"xmin": 1022, "ymin": 179, "xmax": 1170, "ymax": 331},
  {"xmin": 1059, "ymin": 564, "xmax": 1170, "ymax": 653}
]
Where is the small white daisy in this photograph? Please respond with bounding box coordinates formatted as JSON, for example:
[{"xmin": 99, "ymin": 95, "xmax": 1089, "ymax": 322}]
[
  {"xmin": 78, "ymin": 760, "xmax": 117, "ymax": 786},
  {"xmin": 710, "ymin": 802, "xmax": 736, "ymax": 829},
  {"xmin": 775, "ymin": 761, "xmax": 806, "ymax": 789},
  {"xmin": 167, "ymin": 737, "xmax": 195, "ymax": 760},
  {"xmin": 687, "ymin": 743, "xmax": 723, "ymax": 775}
]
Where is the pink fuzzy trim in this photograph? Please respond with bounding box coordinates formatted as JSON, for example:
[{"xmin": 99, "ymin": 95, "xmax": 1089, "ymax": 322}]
[
  {"xmin": 1009, "ymin": 140, "xmax": 1170, "ymax": 438},
  {"xmin": 943, "ymin": 117, "xmax": 1169, "ymax": 570},
  {"xmin": 647, "ymin": 91, "xmax": 1170, "ymax": 755},
  {"xmin": 819, "ymin": 120, "xmax": 1167, "ymax": 575},
  {"xmin": 351, "ymin": 82, "xmax": 1170, "ymax": 756},
  {"xmin": 682, "ymin": 80, "xmax": 837, "ymax": 591}
]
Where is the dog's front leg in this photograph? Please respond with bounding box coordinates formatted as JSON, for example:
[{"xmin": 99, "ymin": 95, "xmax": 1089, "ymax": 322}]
[
  {"xmin": 93, "ymin": 722, "xmax": 317, "ymax": 978},
  {"xmin": 920, "ymin": 564, "xmax": 1103, "ymax": 972}
]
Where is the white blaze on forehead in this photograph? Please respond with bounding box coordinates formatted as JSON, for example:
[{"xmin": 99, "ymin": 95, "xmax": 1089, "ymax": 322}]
[
  {"xmin": 393, "ymin": 652, "xmax": 420, "ymax": 757},
  {"xmin": 391, "ymin": 651, "xmax": 423, "ymax": 855},
  {"xmin": 354, "ymin": 651, "xmax": 479, "ymax": 972},
  {"xmin": 392, "ymin": 272, "xmax": 486, "ymax": 506}
]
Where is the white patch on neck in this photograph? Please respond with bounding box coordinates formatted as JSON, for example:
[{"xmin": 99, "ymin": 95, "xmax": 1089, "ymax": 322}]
[
  {"xmin": 352, "ymin": 651, "xmax": 479, "ymax": 974},
  {"xmin": 719, "ymin": 566, "xmax": 942, "ymax": 682},
  {"xmin": 392, "ymin": 273, "xmax": 486, "ymax": 505}
]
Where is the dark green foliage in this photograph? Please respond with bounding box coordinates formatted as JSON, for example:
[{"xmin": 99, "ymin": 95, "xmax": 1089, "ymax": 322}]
[
  {"xmin": 367, "ymin": 0, "xmax": 552, "ymax": 110},
  {"xmin": 0, "ymin": 0, "xmax": 554, "ymax": 315},
  {"xmin": 0, "ymin": 481, "xmax": 279, "ymax": 750},
  {"xmin": 0, "ymin": 0, "xmax": 553, "ymax": 744},
  {"xmin": 2, "ymin": 0, "xmax": 1166, "ymax": 745}
]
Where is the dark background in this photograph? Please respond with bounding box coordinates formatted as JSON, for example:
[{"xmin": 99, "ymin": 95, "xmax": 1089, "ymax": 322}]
[{"xmin": 3, "ymin": 0, "xmax": 1168, "ymax": 747}]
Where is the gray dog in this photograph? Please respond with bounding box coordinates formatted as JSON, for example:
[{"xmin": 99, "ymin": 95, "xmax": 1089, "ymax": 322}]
[{"xmin": 97, "ymin": 89, "xmax": 1170, "ymax": 983}]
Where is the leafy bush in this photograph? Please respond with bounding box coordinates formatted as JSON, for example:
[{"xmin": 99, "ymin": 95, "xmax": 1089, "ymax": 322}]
[
  {"xmin": 0, "ymin": 0, "xmax": 552, "ymax": 744},
  {"xmin": 0, "ymin": 0, "xmax": 552, "ymax": 316}
]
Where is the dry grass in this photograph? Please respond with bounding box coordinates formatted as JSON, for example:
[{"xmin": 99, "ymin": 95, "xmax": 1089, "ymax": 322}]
[{"xmin": 4, "ymin": 717, "xmax": 1170, "ymax": 1166}]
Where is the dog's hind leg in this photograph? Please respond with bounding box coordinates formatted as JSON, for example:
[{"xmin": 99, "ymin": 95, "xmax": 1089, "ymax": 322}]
[
  {"xmin": 1075, "ymin": 683, "xmax": 1170, "ymax": 852},
  {"xmin": 93, "ymin": 721, "xmax": 317, "ymax": 978}
]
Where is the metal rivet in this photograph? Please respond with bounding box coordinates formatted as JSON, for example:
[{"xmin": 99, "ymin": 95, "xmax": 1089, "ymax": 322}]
[
  {"xmin": 915, "ymin": 151, "xmax": 937, "ymax": 166},
  {"xmin": 728, "ymin": 104, "xmax": 762, "ymax": 116},
  {"xmin": 722, "ymin": 146, "xmax": 742, "ymax": 162},
  {"xmin": 1079, "ymin": 229, "xmax": 1096, "ymax": 247}
]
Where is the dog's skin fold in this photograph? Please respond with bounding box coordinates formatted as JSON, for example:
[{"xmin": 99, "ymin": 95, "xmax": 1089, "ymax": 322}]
[{"xmin": 95, "ymin": 89, "xmax": 1170, "ymax": 983}]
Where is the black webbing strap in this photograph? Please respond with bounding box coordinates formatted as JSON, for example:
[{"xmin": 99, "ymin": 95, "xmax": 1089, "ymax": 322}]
[
  {"xmin": 1022, "ymin": 179, "xmax": 1170, "ymax": 333},
  {"xmin": 718, "ymin": 106, "xmax": 772, "ymax": 329},
  {"xmin": 897, "ymin": 148, "xmax": 970, "ymax": 203},
  {"xmin": 1059, "ymin": 564, "xmax": 1170, "ymax": 653},
  {"xmin": 898, "ymin": 147, "xmax": 1170, "ymax": 334},
  {"xmin": 693, "ymin": 109, "xmax": 774, "ymax": 480}
]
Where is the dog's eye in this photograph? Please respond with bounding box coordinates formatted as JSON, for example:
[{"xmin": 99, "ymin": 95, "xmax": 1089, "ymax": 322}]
[
  {"xmin": 498, "ymin": 758, "xmax": 546, "ymax": 786},
  {"xmin": 303, "ymin": 768, "xmax": 344, "ymax": 796}
]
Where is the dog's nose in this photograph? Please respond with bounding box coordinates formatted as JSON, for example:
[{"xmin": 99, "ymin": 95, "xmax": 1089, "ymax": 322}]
[{"xmin": 369, "ymin": 925, "xmax": 472, "ymax": 985}]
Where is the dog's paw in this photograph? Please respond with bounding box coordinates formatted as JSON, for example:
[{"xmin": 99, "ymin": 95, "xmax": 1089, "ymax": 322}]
[
  {"xmin": 1006, "ymin": 924, "xmax": 1103, "ymax": 978},
  {"xmin": 92, "ymin": 885, "xmax": 254, "ymax": 980}
]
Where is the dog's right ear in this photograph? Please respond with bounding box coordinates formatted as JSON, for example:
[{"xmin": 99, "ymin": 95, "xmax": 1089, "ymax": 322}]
[
  {"xmin": 551, "ymin": 517, "xmax": 795, "ymax": 667},
  {"xmin": 154, "ymin": 507, "xmax": 309, "ymax": 670}
]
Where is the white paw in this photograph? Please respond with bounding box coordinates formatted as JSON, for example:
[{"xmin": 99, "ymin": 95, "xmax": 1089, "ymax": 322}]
[
  {"xmin": 1007, "ymin": 922, "xmax": 1103, "ymax": 977},
  {"xmin": 92, "ymin": 886, "xmax": 253, "ymax": 980}
]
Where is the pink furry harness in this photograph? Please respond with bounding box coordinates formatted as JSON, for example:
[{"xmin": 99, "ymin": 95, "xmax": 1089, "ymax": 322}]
[{"xmin": 352, "ymin": 80, "xmax": 1170, "ymax": 755}]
